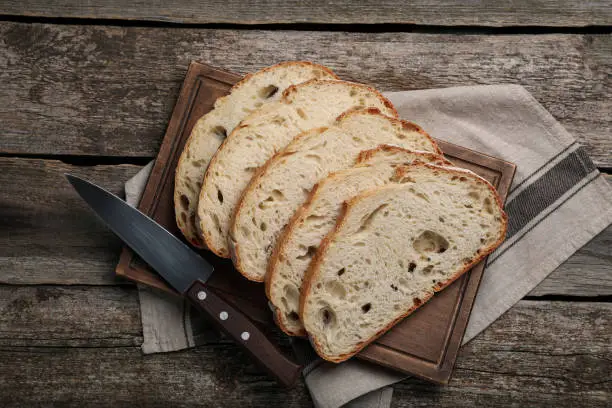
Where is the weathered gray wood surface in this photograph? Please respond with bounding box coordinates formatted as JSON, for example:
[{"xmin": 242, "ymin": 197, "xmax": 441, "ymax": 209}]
[
  {"xmin": 0, "ymin": 158, "xmax": 141, "ymax": 285},
  {"xmin": 1, "ymin": 157, "xmax": 610, "ymax": 297},
  {"xmin": 1, "ymin": 23, "xmax": 610, "ymax": 166},
  {"xmin": 1, "ymin": 0, "xmax": 611, "ymax": 27},
  {"xmin": 0, "ymin": 285, "xmax": 142, "ymax": 347},
  {"xmin": 1, "ymin": 5, "xmax": 611, "ymax": 406},
  {"xmin": 0, "ymin": 299, "xmax": 609, "ymax": 407}
]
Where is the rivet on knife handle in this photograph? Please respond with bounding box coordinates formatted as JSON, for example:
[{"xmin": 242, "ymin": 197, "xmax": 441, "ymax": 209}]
[{"xmin": 187, "ymin": 280, "xmax": 302, "ymax": 387}]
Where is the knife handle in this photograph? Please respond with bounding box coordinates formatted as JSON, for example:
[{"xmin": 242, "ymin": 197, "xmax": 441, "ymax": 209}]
[{"xmin": 186, "ymin": 280, "xmax": 302, "ymax": 387}]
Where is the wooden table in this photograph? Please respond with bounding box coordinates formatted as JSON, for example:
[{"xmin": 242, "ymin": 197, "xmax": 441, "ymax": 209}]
[{"xmin": 1, "ymin": 3, "xmax": 610, "ymax": 406}]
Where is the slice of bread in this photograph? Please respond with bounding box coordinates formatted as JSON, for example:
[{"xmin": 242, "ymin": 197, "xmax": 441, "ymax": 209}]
[
  {"xmin": 198, "ymin": 80, "xmax": 398, "ymax": 258},
  {"xmin": 174, "ymin": 62, "xmax": 337, "ymax": 247},
  {"xmin": 301, "ymin": 163, "xmax": 507, "ymax": 362},
  {"xmin": 266, "ymin": 146, "xmax": 451, "ymax": 335},
  {"xmin": 230, "ymin": 109, "xmax": 442, "ymax": 283}
]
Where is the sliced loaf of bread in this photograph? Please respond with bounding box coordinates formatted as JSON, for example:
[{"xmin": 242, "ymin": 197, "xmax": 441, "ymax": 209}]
[
  {"xmin": 266, "ymin": 146, "xmax": 451, "ymax": 335},
  {"xmin": 198, "ymin": 80, "xmax": 398, "ymax": 258},
  {"xmin": 230, "ymin": 109, "xmax": 441, "ymax": 282},
  {"xmin": 174, "ymin": 62, "xmax": 337, "ymax": 247},
  {"xmin": 301, "ymin": 163, "xmax": 507, "ymax": 362}
]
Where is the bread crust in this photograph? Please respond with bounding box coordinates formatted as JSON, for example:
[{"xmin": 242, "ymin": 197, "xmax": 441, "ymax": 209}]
[
  {"xmin": 199, "ymin": 79, "xmax": 399, "ymax": 258},
  {"xmin": 266, "ymin": 146, "xmax": 449, "ymax": 336},
  {"xmin": 174, "ymin": 61, "xmax": 338, "ymax": 251},
  {"xmin": 336, "ymin": 108, "xmax": 443, "ymax": 157},
  {"xmin": 299, "ymin": 162, "xmax": 508, "ymax": 362}
]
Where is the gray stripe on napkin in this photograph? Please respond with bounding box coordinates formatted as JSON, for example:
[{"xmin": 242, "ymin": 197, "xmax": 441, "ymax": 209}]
[{"xmin": 504, "ymin": 146, "xmax": 596, "ymax": 239}]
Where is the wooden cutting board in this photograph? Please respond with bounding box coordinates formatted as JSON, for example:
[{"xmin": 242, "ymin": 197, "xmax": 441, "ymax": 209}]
[{"xmin": 116, "ymin": 61, "xmax": 515, "ymax": 384}]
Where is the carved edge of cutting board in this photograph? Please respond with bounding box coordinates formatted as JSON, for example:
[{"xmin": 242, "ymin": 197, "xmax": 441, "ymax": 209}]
[{"xmin": 115, "ymin": 61, "xmax": 516, "ymax": 384}]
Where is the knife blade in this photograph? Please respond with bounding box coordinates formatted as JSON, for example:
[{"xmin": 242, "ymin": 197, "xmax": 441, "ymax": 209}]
[{"xmin": 66, "ymin": 174, "xmax": 302, "ymax": 386}]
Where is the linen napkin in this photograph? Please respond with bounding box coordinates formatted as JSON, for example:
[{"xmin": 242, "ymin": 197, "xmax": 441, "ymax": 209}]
[{"xmin": 125, "ymin": 84, "xmax": 612, "ymax": 408}]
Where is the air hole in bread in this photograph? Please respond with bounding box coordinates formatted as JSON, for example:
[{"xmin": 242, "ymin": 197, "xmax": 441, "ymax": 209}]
[
  {"xmin": 297, "ymin": 245, "xmax": 317, "ymax": 261},
  {"xmin": 320, "ymin": 307, "xmax": 336, "ymax": 327},
  {"xmin": 483, "ymin": 197, "xmax": 494, "ymax": 214},
  {"xmin": 353, "ymin": 136, "xmax": 362, "ymax": 143},
  {"xmin": 390, "ymin": 284, "xmax": 399, "ymax": 292},
  {"xmin": 240, "ymin": 226, "xmax": 250, "ymax": 238},
  {"xmin": 396, "ymin": 132, "xmax": 406, "ymax": 140},
  {"xmin": 414, "ymin": 297, "xmax": 422, "ymax": 306},
  {"xmin": 349, "ymin": 89, "xmax": 358, "ymax": 97},
  {"xmin": 212, "ymin": 126, "xmax": 227, "ymax": 140},
  {"xmin": 413, "ymin": 230, "xmax": 450, "ymax": 254},
  {"xmin": 365, "ymin": 258, "xmax": 371, "ymax": 265},
  {"xmin": 439, "ymin": 216, "xmax": 445, "ymax": 223},
  {"xmin": 282, "ymin": 284, "xmax": 299, "ymax": 311},
  {"xmin": 361, "ymin": 303, "xmax": 371, "ymax": 313},
  {"xmin": 212, "ymin": 213, "xmax": 222, "ymax": 233},
  {"xmin": 260, "ymin": 222, "xmax": 267, "ymax": 231},
  {"xmin": 416, "ymin": 192, "xmax": 430, "ymax": 202},
  {"xmin": 459, "ymin": 176, "xmax": 468, "ymax": 182},
  {"xmin": 180, "ymin": 212, "xmax": 187, "ymax": 225},
  {"xmin": 192, "ymin": 160, "xmax": 205, "ymax": 168},
  {"xmin": 325, "ymin": 281, "xmax": 347, "ymax": 299},
  {"xmin": 306, "ymin": 214, "xmax": 325, "ymax": 223},
  {"xmin": 337, "ymin": 268, "xmax": 346, "ymax": 277},
  {"xmin": 217, "ymin": 189, "xmax": 224, "ymax": 204},
  {"xmin": 422, "ymin": 265, "xmax": 434, "ymax": 275},
  {"xmin": 259, "ymin": 84, "xmax": 279, "ymax": 99},
  {"xmin": 189, "ymin": 213, "xmax": 198, "ymax": 234},
  {"xmin": 305, "ymin": 154, "xmax": 322, "ymax": 163},
  {"xmin": 179, "ymin": 194, "xmax": 189, "ymax": 211},
  {"xmin": 468, "ymin": 191, "xmax": 480, "ymax": 200},
  {"xmin": 288, "ymin": 311, "xmax": 299, "ymax": 321},
  {"xmin": 408, "ymin": 262, "xmax": 417, "ymax": 272},
  {"xmin": 463, "ymin": 257, "xmax": 471, "ymax": 264},
  {"xmin": 296, "ymin": 108, "xmax": 307, "ymax": 119},
  {"xmin": 271, "ymin": 189, "xmax": 285, "ymax": 200},
  {"xmin": 357, "ymin": 204, "xmax": 388, "ymax": 233}
]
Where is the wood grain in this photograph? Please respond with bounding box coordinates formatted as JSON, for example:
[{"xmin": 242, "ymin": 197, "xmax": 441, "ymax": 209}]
[
  {"xmin": 0, "ymin": 0, "xmax": 611, "ymax": 27},
  {"xmin": 394, "ymin": 301, "xmax": 612, "ymax": 407},
  {"xmin": 0, "ymin": 157, "xmax": 142, "ymax": 285},
  {"xmin": 1, "ymin": 23, "xmax": 610, "ymax": 166},
  {"xmin": 1, "ymin": 158, "xmax": 610, "ymax": 296},
  {"xmin": 0, "ymin": 301, "xmax": 608, "ymax": 407},
  {"xmin": 0, "ymin": 285, "xmax": 142, "ymax": 347}
]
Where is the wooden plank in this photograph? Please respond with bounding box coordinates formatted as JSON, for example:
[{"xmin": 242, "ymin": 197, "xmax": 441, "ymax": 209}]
[
  {"xmin": 0, "ymin": 22, "xmax": 610, "ymax": 166},
  {"xmin": 0, "ymin": 1, "xmax": 611, "ymax": 27},
  {"xmin": 0, "ymin": 285, "xmax": 142, "ymax": 347},
  {"xmin": 0, "ymin": 157, "xmax": 142, "ymax": 285},
  {"xmin": 530, "ymin": 227, "xmax": 612, "ymax": 297},
  {"xmin": 0, "ymin": 301, "xmax": 608, "ymax": 406},
  {"xmin": 1, "ymin": 158, "xmax": 611, "ymax": 296},
  {"xmin": 394, "ymin": 301, "xmax": 612, "ymax": 407}
]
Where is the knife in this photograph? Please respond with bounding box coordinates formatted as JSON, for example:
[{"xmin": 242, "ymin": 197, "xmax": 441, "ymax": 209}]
[{"xmin": 65, "ymin": 174, "xmax": 302, "ymax": 387}]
